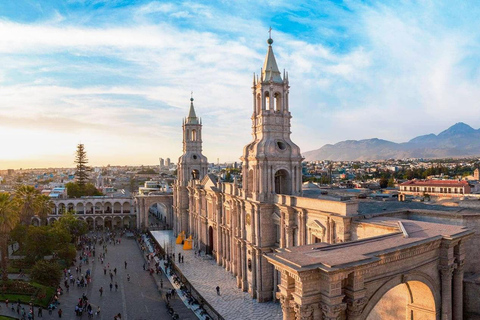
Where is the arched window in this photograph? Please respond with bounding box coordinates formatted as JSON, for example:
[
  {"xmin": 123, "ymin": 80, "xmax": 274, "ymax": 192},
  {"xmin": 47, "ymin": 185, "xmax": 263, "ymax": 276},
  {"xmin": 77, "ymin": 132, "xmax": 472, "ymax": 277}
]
[
  {"xmin": 191, "ymin": 129, "xmax": 197, "ymax": 141},
  {"xmin": 274, "ymin": 92, "xmax": 281, "ymax": 112},
  {"xmin": 191, "ymin": 169, "xmax": 199, "ymax": 180},
  {"xmin": 274, "ymin": 169, "xmax": 292, "ymax": 195},
  {"xmin": 264, "ymin": 91, "xmax": 270, "ymax": 110}
]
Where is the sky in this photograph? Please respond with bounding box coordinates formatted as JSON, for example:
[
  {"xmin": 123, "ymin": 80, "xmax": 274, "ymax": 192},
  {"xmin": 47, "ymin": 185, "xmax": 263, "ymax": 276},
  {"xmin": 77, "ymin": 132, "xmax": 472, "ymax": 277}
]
[{"xmin": 1, "ymin": 0, "xmax": 480, "ymax": 169}]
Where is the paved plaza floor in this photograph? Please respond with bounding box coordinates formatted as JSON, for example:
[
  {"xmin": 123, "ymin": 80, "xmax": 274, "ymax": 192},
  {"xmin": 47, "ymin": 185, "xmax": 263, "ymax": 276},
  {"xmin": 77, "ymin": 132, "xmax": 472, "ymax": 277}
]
[
  {"xmin": 0, "ymin": 232, "xmax": 196, "ymax": 320},
  {"xmin": 151, "ymin": 231, "xmax": 282, "ymax": 320}
]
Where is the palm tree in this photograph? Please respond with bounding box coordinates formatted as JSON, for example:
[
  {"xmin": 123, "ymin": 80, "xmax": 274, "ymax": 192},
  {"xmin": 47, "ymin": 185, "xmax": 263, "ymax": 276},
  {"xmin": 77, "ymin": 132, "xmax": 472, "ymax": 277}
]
[
  {"xmin": 34, "ymin": 195, "xmax": 54, "ymax": 226},
  {"xmin": 14, "ymin": 185, "xmax": 39, "ymax": 225},
  {"xmin": 0, "ymin": 193, "xmax": 20, "ymax": 281}
]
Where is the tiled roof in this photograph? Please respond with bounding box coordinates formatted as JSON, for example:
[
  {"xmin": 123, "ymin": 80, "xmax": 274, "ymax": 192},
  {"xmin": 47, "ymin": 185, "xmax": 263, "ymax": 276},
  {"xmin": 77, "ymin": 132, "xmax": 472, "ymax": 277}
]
[{"xmin": 400, "ymin": 179, "xmax": 469, "ymax": 187}]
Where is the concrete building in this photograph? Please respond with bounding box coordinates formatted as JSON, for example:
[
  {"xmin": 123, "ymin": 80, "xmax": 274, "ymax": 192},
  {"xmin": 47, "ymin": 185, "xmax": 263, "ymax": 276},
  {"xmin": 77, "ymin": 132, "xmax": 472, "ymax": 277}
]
[{"xmin": 399, "ymin": 179, "xmax": 471, "ymax": 198}]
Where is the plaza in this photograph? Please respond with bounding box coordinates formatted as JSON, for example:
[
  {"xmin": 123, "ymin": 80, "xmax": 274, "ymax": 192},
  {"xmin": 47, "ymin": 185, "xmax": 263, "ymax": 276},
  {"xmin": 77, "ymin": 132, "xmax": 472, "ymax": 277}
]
[{"xmin": 0, "ymin": 232, "xmax": 195, "ymax": 320}]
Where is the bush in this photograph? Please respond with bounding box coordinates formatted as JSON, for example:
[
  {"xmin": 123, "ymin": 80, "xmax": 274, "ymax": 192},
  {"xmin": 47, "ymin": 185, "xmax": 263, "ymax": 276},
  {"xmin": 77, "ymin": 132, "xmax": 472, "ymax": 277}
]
[
  {"xmin": 56, "ymin": 244, "xmax": 76, "ymax": 264},
  {"xmin": 30, "ymin": 261, "xmax": 62, "ymax": 287}
]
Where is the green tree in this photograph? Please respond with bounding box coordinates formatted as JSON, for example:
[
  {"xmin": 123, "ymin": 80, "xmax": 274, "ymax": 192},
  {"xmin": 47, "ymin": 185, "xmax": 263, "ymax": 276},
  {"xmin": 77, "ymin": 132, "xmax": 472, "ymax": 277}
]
[
  {"xmin": 65, "ymin": 182, "xmax": 102, "ymax": 198},
  {"xmin": 14, "ymin": 185, "xmax": 39, "ymax": 225},
  {"xmin": 31, "ymin": 260, "xmax": 62, "ymax": 286},
  {"xmin": 10, "ymin": 224, "xmax": 28, "ymax": 250},
  {"xmin": 0, "ymin": 193, "xmax": 20, "ymax": 281},
  {"xmin": 24, "ymin": 226, "xmax": 54, "ymax": 262},
  {"xmin": 52, "ymin": 212, "xmax": 88, "ymax": 244},
  {"xmin": 34, "ymin": 195, "xmax": 54, "ymax": 226},
  {"xmin": 74, "ymin": 144, "xmax": 92, "ymax": 189},
  {"xmin": 387, "ymin": 177, "xmax": 395, "ymax": 188}
]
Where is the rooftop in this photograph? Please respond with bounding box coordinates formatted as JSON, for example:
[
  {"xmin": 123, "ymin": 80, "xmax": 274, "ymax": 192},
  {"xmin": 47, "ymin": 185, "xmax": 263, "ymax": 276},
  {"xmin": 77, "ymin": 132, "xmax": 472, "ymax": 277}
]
[{"xmin": 266, "ymin": 218, "xmax": 472, "ymax": 272}]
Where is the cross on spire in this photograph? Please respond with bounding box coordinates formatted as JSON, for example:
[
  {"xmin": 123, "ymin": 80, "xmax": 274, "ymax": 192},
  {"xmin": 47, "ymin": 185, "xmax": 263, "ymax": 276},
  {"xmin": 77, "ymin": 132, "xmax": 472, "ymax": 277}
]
[{"xmin": 268, "ymin": 26, "xmax": 272, "ymax": 39}]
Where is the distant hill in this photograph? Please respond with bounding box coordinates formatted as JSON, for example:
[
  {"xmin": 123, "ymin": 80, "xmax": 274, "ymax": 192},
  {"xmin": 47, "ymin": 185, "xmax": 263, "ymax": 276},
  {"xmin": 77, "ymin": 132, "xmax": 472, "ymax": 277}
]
[{"xmin": 303, "ymin": 122, "xmax": 480, "ymax": 161}]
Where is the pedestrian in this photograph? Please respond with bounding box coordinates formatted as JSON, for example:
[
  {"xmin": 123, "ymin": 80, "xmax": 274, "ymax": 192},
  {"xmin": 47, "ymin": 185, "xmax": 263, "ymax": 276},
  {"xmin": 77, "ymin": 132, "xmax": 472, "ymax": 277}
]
[
  {"xmin": 110, "ymin": 283, "xmax": 113, "ymax": 291},
  {"xmin": 103, "ymin": 267, "xmax": 106, "ymax": 275},
  {"xmin": 114, "ymin": 267, "xmax": 117, "ymax": 275},
  {"xmin": 181, "ymin": 256, "xmax": 184, "ymax": 263},
  {"xmin": 99, "ymin": 287, "xmax": 103, "ymax": 297},
  {"xmin": 124, "ymin": 261, "xmax": 127, "ymax": 269},
  {"xmin": 127, "ymin": 274, "xmax": 130, "ymax": 282},
  {"xmin": 216, "ymin": 286, "xmax": 220, "ymax": 295},
  {"xmin": 110, "ymin": 272, "xmax": 113, "ymax": 281},
  {"xmin": 58, "ymin": 308, "xmax": 63, "ymax": 318},
  {"xmin": 38, "ymin": 306, "xmax": 43, "ymax": 317},
  {"xmin": 143, "ymin": 263, "xmax": 145, "ymax": 271},
  {"xmin": 96, "ymin": 306, "xmax": 101, "ymax": 316},
  {"xmin": 5, "ymin": 299, "xmax": 8, "ymax": 308},
  {"xmin": 115, "ymin": 282, "xmax": 118, "ymax": 291}
]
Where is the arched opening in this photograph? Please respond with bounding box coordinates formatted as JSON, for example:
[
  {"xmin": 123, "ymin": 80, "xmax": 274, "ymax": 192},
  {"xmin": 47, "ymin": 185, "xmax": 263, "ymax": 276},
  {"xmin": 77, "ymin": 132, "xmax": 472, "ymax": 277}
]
[
  {"xmin": 264, "ymin": 91, "xmax": 270, "ymax": 110},
  {"xmin": 104, "ymin": 202, "xmax": 112, "ymax": 213},
  {"xmin": 149, "ymin": 202, "xmax": 167, "ymax": 223},
  {"xmin": 274, "ymin": 169, "xmax": 292, "ymax": 195},
  {"xmin": 192, "ymin": 169, "xmax": 199, "ymax": 180},
  {"xmin": 76, "ymin": 203, "xmax": 84, "ymax": 214},
  {"xmin": 113, "ymin": 202, "xmax": 121, "ymax": 213},
  {"xmin": 85, "ymin": 202, "xmax": 93, "ymax": 214},
  {"xmin": 58, "ymin": 203, "xmax": 66, "ymax": 215},
  {"xmin": 67, "ymin": 202, "xmax": 75, "ymax": 213},
  {"xmin": 207, "ymin": 226, "xmax": 214, "ymax": 255},
  {"xmin": 191, "ymin": 129, "xmax": 197, "ymax": 141},
  {"xmin": 274, "ymin": 92, "xmax": 281, "ymax": 112},
  {"xmin": 94, "ymin": 202, "xmax": 102, "ymax": 214},
  {"xmin": 123, "ymin": 216, "xmax": 131, "ymax": 228},
  {"xmin": 367, "ymin": 281, "xmax": 436, "ymax": 320},
  {"xmin": 104, "ymin": 217, "xmax": 112, "ymax": 230},
  {"xmin": 85, "ymin": 217, "xmax": 94, "ymax": 230},
  {"xmin": 123, "ymin": 202, "xmax": 131, "ymax": 213},
  {"xmin": 95, "ymin": 217, "xmax": 104, "ymax": 230},
  {"xmin": 256, "ymin": 93, "xmax": 261, "ymax": 114}
]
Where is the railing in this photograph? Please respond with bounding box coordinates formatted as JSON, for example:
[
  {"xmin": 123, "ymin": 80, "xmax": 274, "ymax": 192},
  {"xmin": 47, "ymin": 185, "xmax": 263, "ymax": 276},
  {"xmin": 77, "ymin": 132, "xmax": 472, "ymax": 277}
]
[{"xmin": 148, "ymin": 231, "xmax": 224, "ymax": 320}]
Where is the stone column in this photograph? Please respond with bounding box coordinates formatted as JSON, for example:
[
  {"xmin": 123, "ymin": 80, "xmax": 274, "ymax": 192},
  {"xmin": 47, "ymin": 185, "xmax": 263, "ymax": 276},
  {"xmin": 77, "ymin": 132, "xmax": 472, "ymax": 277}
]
[
  {"xmin": 285, "ymin": 226, "xmax": 294, "ymax": 248},
  {"xmin": 440, "ymin": 264, "xmax": 454, "ymax": 320},
  {"xmin": 453, "ymin": 260, "xmax": 464, "ymax": 320},
  {"xmin": 280, "ymin": 211, "xmax": 286, "ymax": 248}
]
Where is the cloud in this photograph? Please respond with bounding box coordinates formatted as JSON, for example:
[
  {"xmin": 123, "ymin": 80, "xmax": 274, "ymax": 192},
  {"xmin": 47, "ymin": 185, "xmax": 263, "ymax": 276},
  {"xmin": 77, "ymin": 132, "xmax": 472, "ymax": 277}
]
[{"xmin": 1, "ymin": 1, "xmax": 480, "ymax": 168}]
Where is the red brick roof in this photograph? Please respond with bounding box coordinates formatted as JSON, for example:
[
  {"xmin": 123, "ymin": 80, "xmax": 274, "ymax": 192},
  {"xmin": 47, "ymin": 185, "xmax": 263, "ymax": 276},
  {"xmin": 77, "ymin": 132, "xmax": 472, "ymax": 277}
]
[{"xmin": 400, "ymin": 179, "xmax": 469, "ymax": 188}]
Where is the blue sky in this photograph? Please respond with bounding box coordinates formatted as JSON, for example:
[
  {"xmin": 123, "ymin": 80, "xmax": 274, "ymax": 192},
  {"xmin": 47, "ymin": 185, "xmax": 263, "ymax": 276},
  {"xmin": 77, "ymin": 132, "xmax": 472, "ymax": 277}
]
[{"xmin": 1, "ymin": 0, "xmax": 480, "ymax": 169}]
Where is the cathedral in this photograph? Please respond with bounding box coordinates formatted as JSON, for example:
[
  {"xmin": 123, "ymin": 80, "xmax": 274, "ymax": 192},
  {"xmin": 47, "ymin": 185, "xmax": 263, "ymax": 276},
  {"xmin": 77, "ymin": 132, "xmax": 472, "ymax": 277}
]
[
  {"xmin": 173, "ymin": 35, "xmax": 350, "ymax": 302},
  {"xmin": 172, "ymin": 36, "xmax": 475, "ymax": 320}
]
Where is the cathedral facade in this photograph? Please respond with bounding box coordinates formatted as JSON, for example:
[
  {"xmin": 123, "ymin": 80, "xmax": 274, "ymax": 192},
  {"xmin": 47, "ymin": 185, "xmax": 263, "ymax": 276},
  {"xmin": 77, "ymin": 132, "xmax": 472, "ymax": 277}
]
[{"xmin": 173, "ymin": 37, "xmax": 356, "ymax": 302}]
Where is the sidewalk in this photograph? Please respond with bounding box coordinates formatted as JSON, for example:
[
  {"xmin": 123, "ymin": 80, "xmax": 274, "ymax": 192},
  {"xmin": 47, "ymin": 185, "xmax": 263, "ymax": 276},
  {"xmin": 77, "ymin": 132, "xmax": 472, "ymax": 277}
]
[{"xmin": 150, "ymin": 230, "xmax": 282, "ymax": 320}]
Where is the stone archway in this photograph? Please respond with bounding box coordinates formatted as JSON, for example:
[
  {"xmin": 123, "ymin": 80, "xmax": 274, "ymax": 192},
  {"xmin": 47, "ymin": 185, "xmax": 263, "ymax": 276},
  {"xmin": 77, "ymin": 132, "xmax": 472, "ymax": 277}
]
[
  {"xmin": 135, "ymin": 194, "xmax": 173, "ymax": 230},
  {"xmin": 366, "ymin": 280, "xmax": 436, "ymax": 320}
]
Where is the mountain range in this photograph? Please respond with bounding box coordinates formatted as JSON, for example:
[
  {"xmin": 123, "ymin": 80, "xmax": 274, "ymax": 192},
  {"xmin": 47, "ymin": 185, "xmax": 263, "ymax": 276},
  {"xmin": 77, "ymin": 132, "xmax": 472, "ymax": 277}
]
[{"xmin": 303, "ymin": 122, "xmax": 480, "ymax": 161}]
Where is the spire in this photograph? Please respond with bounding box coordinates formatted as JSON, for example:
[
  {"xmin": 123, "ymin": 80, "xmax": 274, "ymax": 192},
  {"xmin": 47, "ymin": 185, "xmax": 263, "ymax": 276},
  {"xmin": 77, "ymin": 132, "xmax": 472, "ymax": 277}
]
[
  {"xmin": 186, "ymin": 92, "xmax": 199, "ymax": 124},
  {"xmin": 262, "ymin": 28, "xmax": 283, "ymax": 83}
]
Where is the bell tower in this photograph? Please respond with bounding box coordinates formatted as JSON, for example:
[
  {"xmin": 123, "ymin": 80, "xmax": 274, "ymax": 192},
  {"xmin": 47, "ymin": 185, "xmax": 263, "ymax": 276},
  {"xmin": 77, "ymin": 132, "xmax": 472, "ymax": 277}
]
[
  {"xmin": 174, "ymin": 95, "xmax": 208, "ymax": 234},
  {"xmin": 241, "ymin": 35, "xmax": 303, "ymax": 202}
]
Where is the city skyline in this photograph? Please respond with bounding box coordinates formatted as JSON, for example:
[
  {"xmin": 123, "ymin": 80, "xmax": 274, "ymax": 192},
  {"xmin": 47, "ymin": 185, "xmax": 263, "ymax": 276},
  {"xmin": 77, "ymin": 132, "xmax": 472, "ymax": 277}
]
[{"xmin": 1, "ymin": 1, "xmax": 480, "ymax": 169}]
